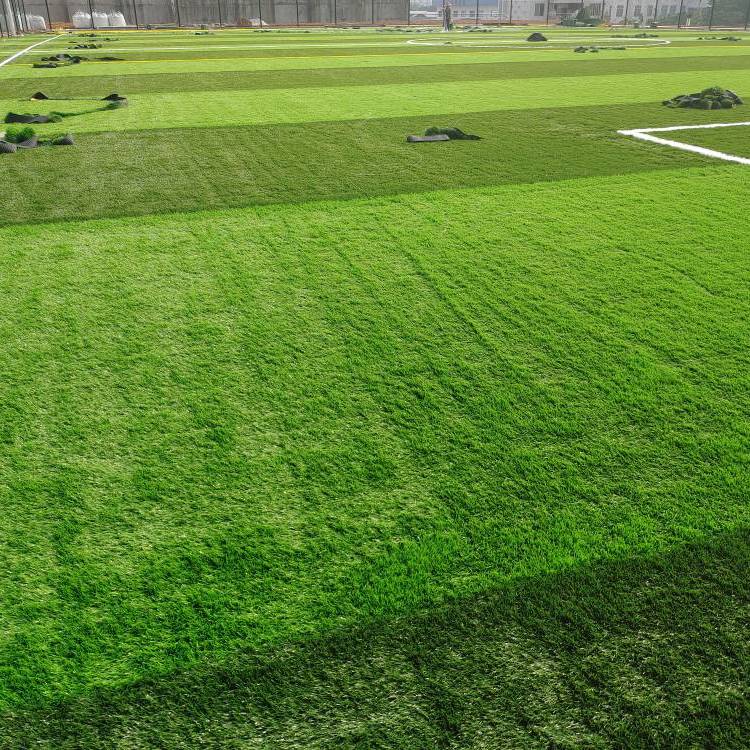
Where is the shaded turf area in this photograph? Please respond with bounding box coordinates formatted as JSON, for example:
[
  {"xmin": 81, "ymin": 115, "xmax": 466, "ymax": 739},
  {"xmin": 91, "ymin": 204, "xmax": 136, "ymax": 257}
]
[
  {"xmin": 14, "ymin": 33, "xmax": 745, "ymax": 64},
  {"xmin": 1, "ymin": 166, "xmax": 749, "ymax": 719},
  {"xmin": 2, "ymin": 102, "xmax": 746, "ymax": 226},
  {"xmin": 4, "ymin": 527, "xmax": 749, "ymax": 749}
]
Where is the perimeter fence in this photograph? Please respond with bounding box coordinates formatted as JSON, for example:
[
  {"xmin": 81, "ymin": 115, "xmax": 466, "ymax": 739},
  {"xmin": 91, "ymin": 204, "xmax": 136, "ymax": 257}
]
[{"xmin": 1, "ymin": 0, "xmax": 748, "ymax": 36}]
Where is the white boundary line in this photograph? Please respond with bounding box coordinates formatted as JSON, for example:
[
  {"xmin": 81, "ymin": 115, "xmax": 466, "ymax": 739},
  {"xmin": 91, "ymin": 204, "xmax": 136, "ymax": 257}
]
[
  {"xmin": 0, "ymin": 34, "xmax": 64, "ymax": 69},
  {"xmin": 618, "ymin": 121, "xmax": 750, "ymax": 165}
]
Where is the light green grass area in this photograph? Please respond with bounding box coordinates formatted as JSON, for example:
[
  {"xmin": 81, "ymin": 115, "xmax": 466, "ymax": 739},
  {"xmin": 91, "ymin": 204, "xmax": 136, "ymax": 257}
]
[
  {"xmin": 4, "ymin": 68, "xmax": 750, "ymax": 134},
  {"xmin": 1, "ymin": 25, "xmax": 749, "ymax": 749}
]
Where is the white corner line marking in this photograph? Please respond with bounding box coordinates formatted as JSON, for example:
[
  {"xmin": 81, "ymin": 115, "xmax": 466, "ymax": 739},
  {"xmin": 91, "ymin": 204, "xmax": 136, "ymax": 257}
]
[
  {"xmin": 0, "ymin": 34, "xmax": 65, "ymax": 69},
  {"xmin": 618, "ymin": 121, "xmax": 750, "ymax": 166}
]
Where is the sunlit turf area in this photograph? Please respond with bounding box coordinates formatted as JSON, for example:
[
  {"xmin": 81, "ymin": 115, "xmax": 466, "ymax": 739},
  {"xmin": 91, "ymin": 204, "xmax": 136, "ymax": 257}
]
[{"xmin": 2, "ymin": 25, "xmax": 750, "ymax": 748}]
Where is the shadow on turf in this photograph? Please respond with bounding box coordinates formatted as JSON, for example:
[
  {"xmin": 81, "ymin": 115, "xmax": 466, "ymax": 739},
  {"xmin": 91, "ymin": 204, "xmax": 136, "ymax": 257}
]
[{"xmin": 4, "ymin": 527, "xmax": 750, "ymax": 749}]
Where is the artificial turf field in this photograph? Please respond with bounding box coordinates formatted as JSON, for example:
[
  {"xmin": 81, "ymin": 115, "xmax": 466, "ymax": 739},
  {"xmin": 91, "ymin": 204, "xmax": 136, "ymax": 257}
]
[{"xmin": 1, "ymin": 25, "xmax": 750, "ymax": 748}]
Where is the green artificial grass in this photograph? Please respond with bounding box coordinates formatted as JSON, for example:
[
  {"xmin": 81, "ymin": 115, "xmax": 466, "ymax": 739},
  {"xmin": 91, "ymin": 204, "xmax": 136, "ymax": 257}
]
[
  {"xmin": 2, "ymin": 25, "xmax": 750, "ymax": 749},
  {"xmin": 4, "ymin": 67, "xmax": 750, "ymax": 136},
  {"xmin": 7, "ymin": 53, "xmax": 750, "ymax": 98},
  {"xmin": 12, "ymin": 30, "xmax": 746, "ymax": 67},
  {"xmin": 5, "ymin": 528, "xmax": 750, "ymax": 748},
  {"xmin": 671, "ymin": 123, "xmax": 750, "ymax": 157},
  {"xmin": 6, "ymin": 39, "xmax": 750, "ymax": 81},
  {"xmin": 3, "ymin": 102, "xmax": 746, "ymax": 226}
]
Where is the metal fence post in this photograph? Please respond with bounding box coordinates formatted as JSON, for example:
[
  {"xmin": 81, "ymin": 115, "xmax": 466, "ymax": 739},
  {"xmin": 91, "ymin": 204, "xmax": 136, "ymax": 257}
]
[
  {"xmin": 623, "ymin": 0, "xmax": 630, "ymax": 25},
  {"xmin": 217, "ymin": 0, "xmax": 222, "ymax": 26},
  {"xmin": 475, "ymin": 0, "xmax": 479, "ymax": 22},
  {"xmin": 18, "ymin": 0, "xmax": 29, "ymax": 30},
  {"xmin": 545, "ymin": 0, "xmax": 551, "ymax": 23},
  {"xmin": 42, "ymin": 0, "xmax": 51, "ymax": 29},
  {"xmin": 509, "ymin": 0, "xmax": 513, "ymax": 23},
  {"xmin": 257, "ymin": 0, "xmax": 262, "ymax": 26},
  {"xmin": 2, "ymin": 0, "xmax": 16, "ymax": 35},
  {"xmin": 652, "ymin": 0, "xmax": 658, "ymax": 23},
  {"xmin": 676, "ymin": 0, "xmax": 684, "ymax": 25},
  {"xmin": 15, "ymin": 0, "xmax": 24, "ymax": 33},
  {"xmin": 744, "ymin": 0, "xmax": 750, "ymax": 29},
  {"xmin": 10, "ymin": 0, "xmax": 20, "ymax": 31},
  {"xmin": 87, "ymin": 0, "xmax": 94, "ymax": 28}
]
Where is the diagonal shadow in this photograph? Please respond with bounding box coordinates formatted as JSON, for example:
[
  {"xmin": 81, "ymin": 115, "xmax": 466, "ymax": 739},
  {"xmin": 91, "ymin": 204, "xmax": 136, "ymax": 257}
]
[{"xmin": 4, "ymin": 527, "xmax": 750, "ymax": 749}]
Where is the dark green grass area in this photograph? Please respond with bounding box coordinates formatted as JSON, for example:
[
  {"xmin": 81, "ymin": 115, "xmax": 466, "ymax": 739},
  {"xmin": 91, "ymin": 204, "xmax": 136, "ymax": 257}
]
[
  {"xmin": 4, "ymin": 528, "xmax": 750, "ymax": 748},
  {"xmin": 3, "ymin": 101, "xmax": 747, "ymax": 227},
  {"xmin": 7, "ymin": 53, "xmax": 750, "ymax": 96},
  {"xmin": 672, "ymin": 123, "xmax": 750, "ymax": 157}
]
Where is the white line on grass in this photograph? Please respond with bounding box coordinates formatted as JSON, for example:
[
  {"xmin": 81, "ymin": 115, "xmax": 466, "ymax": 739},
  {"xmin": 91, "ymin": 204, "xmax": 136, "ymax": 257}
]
[
  {"xmin": 0, "ymin": 34, "xmax": 64, "ymax": 69},
  {"xmin": 618, "ymin": 121, "xmax": 750, "ymax": 165}
]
